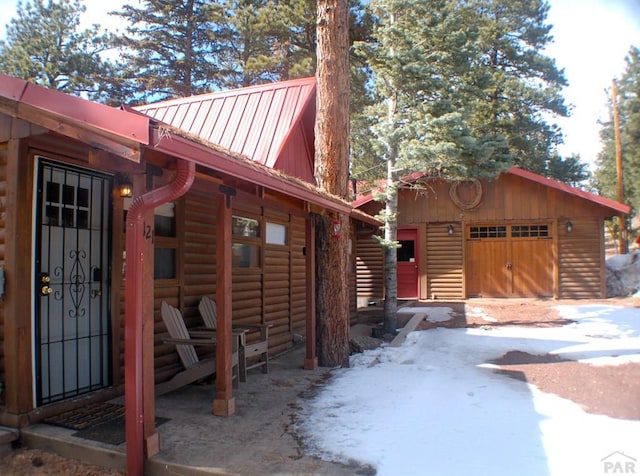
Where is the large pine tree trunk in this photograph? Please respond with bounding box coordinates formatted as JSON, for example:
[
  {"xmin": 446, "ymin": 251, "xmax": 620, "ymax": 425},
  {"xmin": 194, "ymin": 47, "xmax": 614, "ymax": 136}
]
[{"xmin": 314, "ymin": 0, "xmax": 350, "ymax": 367}]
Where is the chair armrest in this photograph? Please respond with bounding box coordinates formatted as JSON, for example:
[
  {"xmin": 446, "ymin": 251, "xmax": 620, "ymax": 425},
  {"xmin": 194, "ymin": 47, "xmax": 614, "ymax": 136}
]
[{"xmin": 163, "ymin": 337, "xmax": 217, "ymax": 346}]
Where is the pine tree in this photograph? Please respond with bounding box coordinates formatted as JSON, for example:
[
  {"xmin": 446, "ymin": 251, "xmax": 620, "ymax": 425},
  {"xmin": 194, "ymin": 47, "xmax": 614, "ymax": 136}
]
[
  {"xmin": 595, "ymin": 46, "xmax": 640, "ymax": 236},
  {"xmin": 0, "ymin": 0, "xmax": 115, "ymax": 102},
  {"xmin": 111, "ymin": 0, "xmax": 220, "ymax": 102},
  {"xmin": 467, "ymin": 0, "xmax": 569, "ymax": 175},
  {"xmin": 354, "ymin": 0, "xmax": 513, "ymax": 332},
  {"xmin": 314, "ymin": 0, "xmax": 351, "ymax": 367}
]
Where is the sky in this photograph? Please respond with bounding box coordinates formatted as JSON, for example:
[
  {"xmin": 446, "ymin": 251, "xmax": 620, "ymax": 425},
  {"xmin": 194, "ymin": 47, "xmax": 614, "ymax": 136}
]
[
  {"xmin": 0, "ymin": 0, "xmax": 638, "ymax": 169},
  {"xmin": 297, "ymin": 286, "xmax": 640, "ymax": 475}
]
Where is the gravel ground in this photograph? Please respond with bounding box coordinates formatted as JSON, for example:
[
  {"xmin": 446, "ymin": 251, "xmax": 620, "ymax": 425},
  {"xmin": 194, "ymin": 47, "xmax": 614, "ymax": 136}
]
[{"xmin": 1, "ymin": 297, "xmax": 638, "ymax": 475}]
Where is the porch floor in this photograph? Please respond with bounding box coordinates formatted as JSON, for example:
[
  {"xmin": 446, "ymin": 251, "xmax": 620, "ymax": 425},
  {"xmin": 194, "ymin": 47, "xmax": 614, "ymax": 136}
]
[{"xmin": 19, "ymin": 344, "xmax": 372, "ymax": 476}]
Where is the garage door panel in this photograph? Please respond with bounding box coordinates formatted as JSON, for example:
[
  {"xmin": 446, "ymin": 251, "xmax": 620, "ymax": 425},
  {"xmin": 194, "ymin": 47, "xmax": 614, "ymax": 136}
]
[
  {"xmin": 466, "ymin": 240, "xmax": 509, "ymax": 297},
  {"xmin": 511, "ymin": 239, "xmax": 553, "ymax": 297}
]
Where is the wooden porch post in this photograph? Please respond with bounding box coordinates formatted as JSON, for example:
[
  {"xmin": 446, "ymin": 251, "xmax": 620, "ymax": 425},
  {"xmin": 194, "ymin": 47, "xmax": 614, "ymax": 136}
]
[
  {"xmin": 304, "ymin": 215, "xmax": 318, "ymax": 369},
  {"xmin": 4, "ymin": 137, "xmax": 34, "ymax": 418},
  {"xmin": 213, "ymin": 185, "xmax": 236, "ymax": 416}
]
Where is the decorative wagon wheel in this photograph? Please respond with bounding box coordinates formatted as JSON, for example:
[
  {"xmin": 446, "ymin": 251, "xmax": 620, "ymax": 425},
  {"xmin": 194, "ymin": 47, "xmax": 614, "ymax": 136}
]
[{"xmin": 449, "ymin": 180, "xmax": 483, "ymax": 210}]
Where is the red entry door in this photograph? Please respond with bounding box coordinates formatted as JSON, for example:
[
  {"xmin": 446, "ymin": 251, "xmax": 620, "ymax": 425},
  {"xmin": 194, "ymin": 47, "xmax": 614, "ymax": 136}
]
[{"xmin": 397, "ymin": 228, "xmax": 419, "ymax": 299}]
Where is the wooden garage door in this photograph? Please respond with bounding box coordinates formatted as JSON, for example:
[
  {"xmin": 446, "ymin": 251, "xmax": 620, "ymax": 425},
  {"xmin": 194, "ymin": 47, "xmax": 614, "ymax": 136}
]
[{"xmin": 466, "ymin": 224, "xmax": 552, "ymax": 298}]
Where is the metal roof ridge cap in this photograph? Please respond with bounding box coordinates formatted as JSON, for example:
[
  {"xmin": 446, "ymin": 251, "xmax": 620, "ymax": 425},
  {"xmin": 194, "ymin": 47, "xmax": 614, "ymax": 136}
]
[{"xmin": 134, "ymin": 77, "xmax": 317, "ymax": 111}]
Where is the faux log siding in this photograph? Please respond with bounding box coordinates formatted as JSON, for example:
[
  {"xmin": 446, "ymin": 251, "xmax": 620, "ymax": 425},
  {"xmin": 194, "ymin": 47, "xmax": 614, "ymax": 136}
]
[
  {"xmin": 264, "ymin": 245, "xmax": 291, "ymax": 354},
  {"xmin": 0, "ymin": 142, "xmax": 7, "ymax": 383},
  {"xmin": 290, "ymin": 216, "xmax": 306, "ymax": 339},
  {"xmin": 559, "ymin": 218, "xmax": 604, "ymax": 299},
  {"xmin": 183, "ymin": 190, "xmax": 217, "ymax": 312},
  {"xmin": 426, "ymin": 224, "xmax": 464, "ymax": 299},
  {"xmin": 356, "ymin": 233, "xmax": 384, "ymax": 305}
]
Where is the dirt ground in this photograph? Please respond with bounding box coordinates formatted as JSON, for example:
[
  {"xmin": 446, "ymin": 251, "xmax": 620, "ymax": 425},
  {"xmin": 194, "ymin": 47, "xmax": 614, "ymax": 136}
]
[{"xmin": 2, "ymin": 298, "xmax": 638, "ymax": 475}]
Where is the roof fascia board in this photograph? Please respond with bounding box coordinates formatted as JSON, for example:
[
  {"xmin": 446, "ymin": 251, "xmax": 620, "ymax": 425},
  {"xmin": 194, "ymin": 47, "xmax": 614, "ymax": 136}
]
[
  {"xmin": 149, "ymin": 127, "xmax": 352, "ymax": 215},
  {"xmin": 353, "ymin": 169, "xmax": 631, "ymax": 215},
  {"xmin": 0, "ymin": 74, "xmax": 148, "ymax": 161}
]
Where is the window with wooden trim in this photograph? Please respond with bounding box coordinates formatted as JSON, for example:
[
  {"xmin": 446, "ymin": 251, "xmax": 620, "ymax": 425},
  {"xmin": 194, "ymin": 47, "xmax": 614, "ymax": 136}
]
[
  {"xmin": 511, "ymin": 225, "xmax": 549, "ymax": 238},
  {"xmin": 232, "ymin": 214, "xmax": 262, "ymax": 269},
  {"xmin": 265, "ymin": 222, "xmax": 287, "ymax": 246},
  {"xmin": 154, "ymin": 202, "xmax": 177, "ymax": 280},
  {"xmin": 469, "ymin": 226, "xmax": 507, "ymax": 239}
]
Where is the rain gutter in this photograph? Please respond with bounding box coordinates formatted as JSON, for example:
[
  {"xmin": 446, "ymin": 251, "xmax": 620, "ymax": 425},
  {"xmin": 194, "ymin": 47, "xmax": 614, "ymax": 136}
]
[{"xmin": 124, "ymin": 159, "xmax": 195, "ymax": 475}]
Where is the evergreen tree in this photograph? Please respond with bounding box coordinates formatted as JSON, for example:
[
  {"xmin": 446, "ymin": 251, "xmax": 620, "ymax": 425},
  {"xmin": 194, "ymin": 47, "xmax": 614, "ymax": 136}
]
[
  {"xmin": 354, "ymin": 0, "xmax": 514, "ymax": 331},
  {"xmin": 111, "ymin": 0, "xmax": 221, "ymax": 102},
  {"xmin": 594, "ymin": 46, "xmax": 640, "ymax": 234},
  {"xmin": 211, "ymin": 0, "xmax": 307, "ymax": 88},
  {"xmin": 0, "ymin": 0, "xmax": 116, "ymax": 102},
  {"xmin": 314, "ymin": 0, "xmax": 351, "ymax": 367},
  {"xmin": 466, "ymin": 0, "xmax": 570, "ymax": 176}
]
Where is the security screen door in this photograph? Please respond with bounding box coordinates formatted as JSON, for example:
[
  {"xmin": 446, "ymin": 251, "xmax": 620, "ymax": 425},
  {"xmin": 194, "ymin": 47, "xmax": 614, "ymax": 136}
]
[{"xmin": 34, "ymin": 159, "xmax": 112, "ymax": 405}]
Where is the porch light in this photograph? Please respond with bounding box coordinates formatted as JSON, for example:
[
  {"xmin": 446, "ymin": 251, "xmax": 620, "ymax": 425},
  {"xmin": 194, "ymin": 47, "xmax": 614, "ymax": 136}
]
[
  {"xmin": 117, "ymin": 174, "xmax": 133, "ymax": 198},
  {"xmin": 566, "ymin": 221, "xmax": 573, "ymax": 233},
  {"xmin": 447, "ymin": 224, "xmax": 454, "ymax": 236},
  {"xmin": 332, "ymin": 220, "xmax": 342, "ymax": 238}
]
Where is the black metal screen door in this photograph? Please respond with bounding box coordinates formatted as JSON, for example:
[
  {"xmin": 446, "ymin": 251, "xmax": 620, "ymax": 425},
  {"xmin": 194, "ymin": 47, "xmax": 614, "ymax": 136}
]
[{"xmin": 35, "ymin": 159, "xmax": 112, "ymax": 405}]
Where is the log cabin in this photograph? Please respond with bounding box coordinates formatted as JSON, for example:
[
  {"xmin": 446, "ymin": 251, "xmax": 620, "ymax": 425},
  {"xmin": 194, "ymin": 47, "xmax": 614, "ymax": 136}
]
[
  {"xmin": 0, "ymin": 74, "xmax": 377, "ymax": 473},
  {"xmin": 354, "ymin": 170, "xmax": 631, "ymax": 302}
]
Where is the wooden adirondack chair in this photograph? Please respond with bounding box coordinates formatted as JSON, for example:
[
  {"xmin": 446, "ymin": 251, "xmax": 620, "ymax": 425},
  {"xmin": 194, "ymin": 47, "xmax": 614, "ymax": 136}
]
[
  {"xmin": 198, "ymin": 296, "xmax": 270, "ymax": 382},
  {"xmin": 157, "ymin": 301, "xmax": 239, "ymax": 396}
]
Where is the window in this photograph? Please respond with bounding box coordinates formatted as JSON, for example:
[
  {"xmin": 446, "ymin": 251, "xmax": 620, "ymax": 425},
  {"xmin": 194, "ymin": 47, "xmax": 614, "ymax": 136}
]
[
  {"xmin": 233, "ymin": 216, "xmax": 259, "ymax": 237},
  {"xmin": 266, "ymin": 222, "xmax": 287, "ymax": 245},
  {"xmin": 233, "ymin": 243, "xmax": 261, "ymax": 268},
  {"xmin": 154, "ymin": 202, "xmax": 176, "ymax": 237},
  {"xmin": 469, "ymin": 226, "xmax": 507, "ymax": 239},
  {"xmin": 397, "ymin": 240, "xmax": 415, "ymax": 262},
  {"xmin": 154, "ymin": 202, "xmax": 177, "ymax": 280},
  {"xmin": 44, "ymin": 181, "xmax": 90, "ymax": 229},
  {"xmin": 232, "ymin": 214, "xmax": 261, "ymax": 269},
  {"xmin": 511, "ymin": 225, "xmax": 549, "ymax": 238}
]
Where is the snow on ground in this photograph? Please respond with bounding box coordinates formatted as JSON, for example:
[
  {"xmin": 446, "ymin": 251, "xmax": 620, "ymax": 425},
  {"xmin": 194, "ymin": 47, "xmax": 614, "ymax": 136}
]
[{"xmin": 298, "ymin": 304, "xmax": 640, "ymax": 476}]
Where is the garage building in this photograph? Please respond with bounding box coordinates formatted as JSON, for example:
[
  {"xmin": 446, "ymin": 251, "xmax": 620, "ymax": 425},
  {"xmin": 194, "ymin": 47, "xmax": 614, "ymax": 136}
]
[{"xmin": 354, "ymin": 167, "xmax": 630, "ymax": 301}]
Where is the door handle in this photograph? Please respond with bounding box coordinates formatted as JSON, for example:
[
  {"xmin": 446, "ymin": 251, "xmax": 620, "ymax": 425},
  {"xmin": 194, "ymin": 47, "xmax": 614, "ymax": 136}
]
[
  {"xmin": 506, "ymin": 263, "xmax": 513, "ymax": 270},
  {"xmin": 39, "ymin": 272, "xmax": 53, "ymax": 295}
]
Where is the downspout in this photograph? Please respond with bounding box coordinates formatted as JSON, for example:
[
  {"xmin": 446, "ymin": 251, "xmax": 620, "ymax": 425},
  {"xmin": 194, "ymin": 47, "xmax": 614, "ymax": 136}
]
[{"xmin": 124, "ymin": 159, "xmax": 195, "ymax": 475}]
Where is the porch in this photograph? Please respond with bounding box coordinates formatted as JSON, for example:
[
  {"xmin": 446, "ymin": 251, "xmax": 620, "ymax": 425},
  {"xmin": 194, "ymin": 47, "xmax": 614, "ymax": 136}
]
[{"xmin": 18, "ymin": 344, "xmax": 365, "ymax": 475}]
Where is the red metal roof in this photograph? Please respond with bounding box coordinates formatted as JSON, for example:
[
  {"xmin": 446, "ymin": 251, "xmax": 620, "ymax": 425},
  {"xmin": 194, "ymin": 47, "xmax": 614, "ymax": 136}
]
[
  {"xmin": 352, "ymin": 167, "xmax": 631, "ymax": 215},
  {"xmin": 0, "ymin": 74, "xmax": 149, "ymax": 160},
  {"xmin": 0, "ymin": 74, "xmax": 353, "ymax": 215},
  {"xmin": 135, "ymin": 77, "xmax": 316, "ymax": 178}
]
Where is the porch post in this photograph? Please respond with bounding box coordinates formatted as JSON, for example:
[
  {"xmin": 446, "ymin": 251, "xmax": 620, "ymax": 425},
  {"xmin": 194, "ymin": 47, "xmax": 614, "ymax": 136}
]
[
  {"xmin": 213, "ymin": 185, "xmax": 236, "ymax": 416},
  {"xmin": 304, "ymin": 215, "xmax": 318, "ymax": 369}
]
